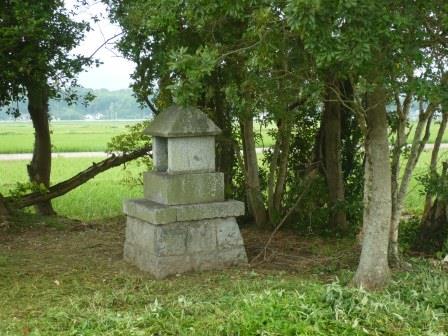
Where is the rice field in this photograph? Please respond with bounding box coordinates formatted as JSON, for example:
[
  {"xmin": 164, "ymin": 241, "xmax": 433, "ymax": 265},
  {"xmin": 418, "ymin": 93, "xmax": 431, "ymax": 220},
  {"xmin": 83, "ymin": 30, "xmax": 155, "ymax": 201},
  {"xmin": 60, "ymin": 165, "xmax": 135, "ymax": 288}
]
[{"xmin": 0, "ymin": 121, "xmax": 140, "ymax": 153}]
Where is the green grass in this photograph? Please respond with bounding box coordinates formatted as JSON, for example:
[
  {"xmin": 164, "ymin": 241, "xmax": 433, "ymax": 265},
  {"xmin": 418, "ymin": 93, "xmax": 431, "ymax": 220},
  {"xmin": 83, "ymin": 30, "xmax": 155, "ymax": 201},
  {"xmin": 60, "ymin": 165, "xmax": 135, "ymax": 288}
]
[
  {"xmin": 403, "ymin": 149, "xmax": 448, "ymax": 213},
  {"xmin": 0, "ymin": 219, "xmax": 447, "ymax": 335},
  {"xmin": 0, "ymin": 121, "xmax": 139, "ymax": 153},
  {"xmin": 0, "ymin": 157, "xmax": 145, "ymax": 220}
]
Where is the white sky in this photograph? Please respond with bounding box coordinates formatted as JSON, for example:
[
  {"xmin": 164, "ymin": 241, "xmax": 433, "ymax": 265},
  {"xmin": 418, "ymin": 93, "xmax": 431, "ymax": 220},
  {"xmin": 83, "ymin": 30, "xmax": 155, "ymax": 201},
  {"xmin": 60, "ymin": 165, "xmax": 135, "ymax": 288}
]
[{"xmin": 67, "ymin": 0, "xmax": 135, "ymax": 91}]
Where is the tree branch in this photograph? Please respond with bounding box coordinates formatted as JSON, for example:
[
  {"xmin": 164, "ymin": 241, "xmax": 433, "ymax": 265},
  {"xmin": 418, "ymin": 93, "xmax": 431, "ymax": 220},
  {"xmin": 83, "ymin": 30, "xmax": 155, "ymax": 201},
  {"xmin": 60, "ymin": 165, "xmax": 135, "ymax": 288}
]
[
  {"xmin": 88, "ymin": 32, "xmax": 124, "ymax": 59},
  {"xmin": 4, "ymin": 146, "xmax": 151, "ymax": 209}
]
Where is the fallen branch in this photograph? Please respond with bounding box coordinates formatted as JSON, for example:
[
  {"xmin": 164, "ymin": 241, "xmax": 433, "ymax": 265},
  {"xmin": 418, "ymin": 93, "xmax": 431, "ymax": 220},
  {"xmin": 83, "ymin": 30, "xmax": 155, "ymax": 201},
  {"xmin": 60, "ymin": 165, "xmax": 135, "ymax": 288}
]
[{"xmin": 4, "ymin": 146, "xmax": 151, "ymax": 209}]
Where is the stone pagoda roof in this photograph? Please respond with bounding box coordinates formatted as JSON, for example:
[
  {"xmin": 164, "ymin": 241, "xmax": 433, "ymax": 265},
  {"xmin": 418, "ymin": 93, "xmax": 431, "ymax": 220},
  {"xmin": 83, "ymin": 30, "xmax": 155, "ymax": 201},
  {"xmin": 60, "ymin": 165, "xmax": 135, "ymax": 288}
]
[{"xmin": 144, "ymin": 105, "xmax": 222, "ymax": 137}]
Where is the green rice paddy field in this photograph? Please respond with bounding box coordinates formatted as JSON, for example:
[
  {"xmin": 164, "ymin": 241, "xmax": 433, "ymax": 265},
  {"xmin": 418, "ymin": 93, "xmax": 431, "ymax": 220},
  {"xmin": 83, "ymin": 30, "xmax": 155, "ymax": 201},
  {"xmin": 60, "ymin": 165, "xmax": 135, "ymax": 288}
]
[
  {"xmin": 0, "ymin": 121, "xmax": 275, "ymax": 153},
  {"xmin": 1, "ymin": 120, "xmax": 447, "ymax": 153},
  {"xmin": 0, "ymin": 121, "xmax": 138, "ymax": 153}
]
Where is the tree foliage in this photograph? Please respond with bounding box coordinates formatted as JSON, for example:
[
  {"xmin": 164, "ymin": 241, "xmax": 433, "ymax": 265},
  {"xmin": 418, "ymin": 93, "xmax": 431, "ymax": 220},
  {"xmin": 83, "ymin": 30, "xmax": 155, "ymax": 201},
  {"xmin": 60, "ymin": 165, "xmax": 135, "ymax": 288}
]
[{"xmin": 0, "ymin": 0, "xmax": 93, "ymax": 114}]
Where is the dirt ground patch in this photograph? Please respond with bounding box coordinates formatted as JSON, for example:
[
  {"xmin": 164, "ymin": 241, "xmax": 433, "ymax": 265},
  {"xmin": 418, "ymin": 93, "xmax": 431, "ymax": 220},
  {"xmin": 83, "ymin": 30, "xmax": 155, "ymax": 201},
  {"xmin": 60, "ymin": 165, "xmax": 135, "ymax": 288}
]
[{"xmin": 0, "ymin": 215, "xmax": 359, "ymax": 279}]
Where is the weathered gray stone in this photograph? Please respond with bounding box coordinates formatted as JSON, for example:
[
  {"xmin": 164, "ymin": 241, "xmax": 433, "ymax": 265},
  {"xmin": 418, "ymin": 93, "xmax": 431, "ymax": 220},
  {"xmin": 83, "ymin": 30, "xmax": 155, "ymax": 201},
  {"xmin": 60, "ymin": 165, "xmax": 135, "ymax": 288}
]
[
  {"xmin": 167, "ymin": 136, "xmax": 215, "ymax": 173},
  {"xmin": 124, "ymin": 217, "xmax": 155, "ymax": 251},
  {"xmin": 124, "ymin": 242, "xmax": 153, "ymax": 271},
  {"xmin": 176, "ymin": 200, "xmax": 244, "ymax": 222},
  {"xmin": 216, "ymin": 217, "xmax": 244, "ymax": 249},
  {"xmin": 144, "ymin": 105, "xmax": 221, "ymax": 138},
  {"xmin": 152, "ymin": 137, "xmax": 168, "ymax": 172},
  {"xmin": 154, "ymin": 222, "xmax": 187, "ymax": 256},
  {"xmin": 218, "ymin": 247, "xmax": 248, "ymax": 266},
  {"xmin": 191, "ymin": 251, "xmax": 222, "ymax": 271},
  {"xmin": 123, "ymin": 199, "xmax": 177, "ymax": 224},
  {"xmin": 186, "ymin": 220, "xmax": 217, "ymax": 253},
  {"xmin": 144, "ymin": 171, "xmax": 224, "ymax": 205},
  {"xmin": 123, "ymin": 199, "xmax": 245, "ymax": 224},
  {"xmin": 123, "ymin": 242, "xmax": 137, "ymax": 263},
  {"xmin": 123, "ymin": 215, "xmax": 247, "ymax": 278},
  {"xmin": 151, "ymin": 255, "xmax": 192, "ymax": 279},
  {"xmin": 125, "ymin": 246, "xmax": 192, "ymax": 279}
]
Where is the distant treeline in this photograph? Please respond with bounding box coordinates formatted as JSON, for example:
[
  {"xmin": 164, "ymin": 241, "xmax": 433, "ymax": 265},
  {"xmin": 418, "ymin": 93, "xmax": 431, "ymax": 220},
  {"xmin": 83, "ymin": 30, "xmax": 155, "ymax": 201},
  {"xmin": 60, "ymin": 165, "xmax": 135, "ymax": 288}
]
[{"xmin": 0, "ymin": 87, "xmax": 152, "ymax": 121}]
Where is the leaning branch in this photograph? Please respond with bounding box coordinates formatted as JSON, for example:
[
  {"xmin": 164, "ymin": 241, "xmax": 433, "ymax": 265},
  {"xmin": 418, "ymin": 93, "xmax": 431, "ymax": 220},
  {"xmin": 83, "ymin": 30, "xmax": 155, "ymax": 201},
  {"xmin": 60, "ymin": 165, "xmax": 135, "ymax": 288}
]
[{"xmin": 5, "ymin": 146, "xmax": 151, "ymax": 209}]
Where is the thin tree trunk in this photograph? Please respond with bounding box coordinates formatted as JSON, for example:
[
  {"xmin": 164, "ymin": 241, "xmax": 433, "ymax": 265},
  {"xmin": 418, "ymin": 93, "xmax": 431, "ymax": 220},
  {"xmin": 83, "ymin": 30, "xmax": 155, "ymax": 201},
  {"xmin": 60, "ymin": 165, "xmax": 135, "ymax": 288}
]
[
  {"xmin": 423, "ymin": 77, "xmax": 448, "ymax": 215},
  {"xmin": 240, "ymin": 117, "xmax": 268, "ymax": 227},
  {"xmin": 353, "ymin": 85, "xmax": 391, "ymax": 290},
  {"xmin": 423, "ymin": 112, "xmax": 447, "ymax": 214},
  {"xmin": 267, "ymin": 119, "xmax": 292, "ymax": 223},
  {"xmin": 340, "ymin": 79, "xmax": 362, "ymax": 180},
  {"xmin": 273, "ymin": 121, "xmax": 291, "ymax": 213},
  {"xmin": 267, "ymin": 121, "xmax": 282, "ymax": 222},
  {"xmin": 323, "ymin": 80, "xmax": 347, "ymax": 232},
  {"xmin": 415, "ymin": 162, "xmax": 448, "ymax": 253},
  {"xmin": 389, "ymin": 101, "xmax": 436, "ymax": 265},
  {"xmin": 389, "ymin": 92, "xmax": 412, "ymax": 264},
  {"xmin": 211, "ymin": 74, "xmax": 235, "ymax": 198},
  {"xmin": 26, "ymin": 81, "xmax": 55, "ymax": 216}
]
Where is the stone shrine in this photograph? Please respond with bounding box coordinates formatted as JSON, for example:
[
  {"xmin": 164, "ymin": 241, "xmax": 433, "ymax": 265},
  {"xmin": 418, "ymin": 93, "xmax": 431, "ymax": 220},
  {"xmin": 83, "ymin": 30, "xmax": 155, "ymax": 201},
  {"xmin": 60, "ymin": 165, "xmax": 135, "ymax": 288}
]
[{"xmin": 123, "ymin": 105, "xmax": 248, "ymax": 278}]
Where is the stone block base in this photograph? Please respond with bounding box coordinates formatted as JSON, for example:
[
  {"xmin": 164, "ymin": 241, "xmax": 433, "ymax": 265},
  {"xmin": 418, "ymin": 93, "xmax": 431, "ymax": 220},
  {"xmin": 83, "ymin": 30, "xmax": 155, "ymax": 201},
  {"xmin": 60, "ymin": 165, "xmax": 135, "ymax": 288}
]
[{"xmin": 124, "ymin": 215, "xmax": 247, "ymax": 279}]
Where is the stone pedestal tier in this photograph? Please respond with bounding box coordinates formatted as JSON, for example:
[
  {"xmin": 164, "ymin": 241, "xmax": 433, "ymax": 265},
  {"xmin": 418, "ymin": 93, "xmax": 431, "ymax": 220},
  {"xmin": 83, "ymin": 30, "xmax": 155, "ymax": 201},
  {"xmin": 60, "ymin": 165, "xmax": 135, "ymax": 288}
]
[
  {"xmin": 123, "ymin": 199, "xmax": 247, "ymax": 279},
  {"xmin": 143, "ymin": 171, "xmax": 224, "ymax": 205}
]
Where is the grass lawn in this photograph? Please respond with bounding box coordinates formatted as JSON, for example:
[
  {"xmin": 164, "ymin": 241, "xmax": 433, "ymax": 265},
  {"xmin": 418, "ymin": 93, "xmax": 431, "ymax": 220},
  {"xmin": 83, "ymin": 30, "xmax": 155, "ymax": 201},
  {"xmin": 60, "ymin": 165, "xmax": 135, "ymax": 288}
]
[
  {"xmin": 0, "ymin": 217, "xmax": 447, "ymax": 335},
  {"xmin": 403, "ymin": 148, "xmax": 448, "ymax": 213}
]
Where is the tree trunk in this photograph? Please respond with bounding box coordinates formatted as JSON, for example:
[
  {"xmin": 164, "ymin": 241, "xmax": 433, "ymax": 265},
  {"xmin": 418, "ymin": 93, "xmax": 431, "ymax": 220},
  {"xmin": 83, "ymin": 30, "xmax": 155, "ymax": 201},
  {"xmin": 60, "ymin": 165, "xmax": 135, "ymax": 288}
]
[
  {"xmin": 389, "ymin": 101, "xmax": 435, "ymax": 266},
  {"xmin": 353, "ymin": 85, "xmax": 391, "ymax": 290},
  {"xmin": 267, "ymin": 121, "xmax": 282, "ymax": 222},
  {"xmin": 340, "ymin": 80, "xmax": 362, "ymax": 180},
  {"xmin": 267, "ymin": 119, "xmax": 292, "ymax": 223},
  {"xmin": 211, "ymin": 75, "xmax": 235, "ymax": 198},
  {"xmin": 323, "ymin": 80, "xmax": 347, "ymax": 232},
  {"xmin": 423, "ymin": 100, "xmax": 448, "ymax": 216},
  {"xmin": 273, "ymin": 121, "xmax": 291, "ymax": 214},
  {"xmin": 26, "ymin": 81, "xmax": 55, "ymax": 216},
  {"xmin": 240, "ymin": 117, "xmax": 268, "ymax": 227},
  {"xmin": 389, "ymin": 92, "xmax": 411, "ymax": 265},
  {"xmin": 414, "ymin": 162, "xmax": 448, "ymax": 253}
]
